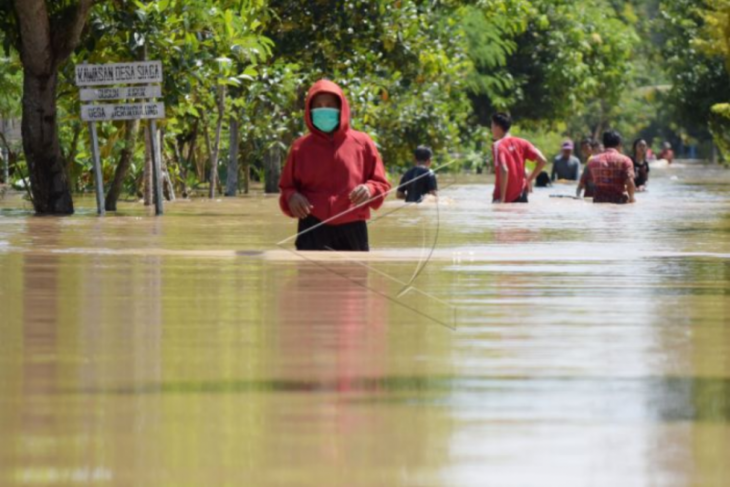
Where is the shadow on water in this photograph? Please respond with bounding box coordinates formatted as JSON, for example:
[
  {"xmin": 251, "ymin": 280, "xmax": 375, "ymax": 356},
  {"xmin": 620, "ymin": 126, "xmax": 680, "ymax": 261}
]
[{"xmin": 61, "ymin": 376, "xmax": 730, "ymax": 423}]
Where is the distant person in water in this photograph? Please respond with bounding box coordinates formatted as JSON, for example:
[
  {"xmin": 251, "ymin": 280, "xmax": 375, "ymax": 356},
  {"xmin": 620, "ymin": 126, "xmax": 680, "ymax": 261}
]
[
  {"xmin": 659, "ymin": 141, "xmax": 675, "ymax": 164},
  {"xmin": 577, "ymin": 130, "xmax": 636, "ymax": 204},
  {"xmin": 397, "ymin": 146, "xmax": 438, "ymax": 203},
  {"xmin": 279, "ymin": 79, "xmax": 391, "ymax": 251},
  {"xmin": 535, "ymin": 171, "xmax": 552, "ymax": 187},
  {"xmin": 582, "ymin": 139, "xmax": 604, "ymax": 198},
  {"xmin": 490, "ymin": 112, "xmax": 547, "ymax": 203},
  {"xmin": 579, "ymin": 138, "xmax": 593, "ymax": 163},
  {"xmin": 552, "ymin": 140, "xmax": 581, "ymax": 181},
  {"xmin": 632, "ymin": 138, "xmax": 650, "ymax": 192},
  {"xmin": 590, "ymin": 139, "xmax": 604, "ymax": 154}
]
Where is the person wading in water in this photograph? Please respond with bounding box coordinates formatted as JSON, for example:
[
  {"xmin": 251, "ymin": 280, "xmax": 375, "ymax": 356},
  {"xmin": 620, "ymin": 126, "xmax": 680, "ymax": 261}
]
[
  {"xmin": 632, "ymin": 138, "xmax": 650, "ymax": 192},
  {"xmin": 577, "ymin": 130, "xmax": 636, "ymax": 204},
  {"xmin": 397, "ymin": 146, "xmax": 438, "ymax": 203},
  {"xmin": 490, "ymin": 112, "xmax": 547, "ymax": 204},
  {"xmin": 279, "ymin": 80, "xmax": 391, "ymax": 251}
]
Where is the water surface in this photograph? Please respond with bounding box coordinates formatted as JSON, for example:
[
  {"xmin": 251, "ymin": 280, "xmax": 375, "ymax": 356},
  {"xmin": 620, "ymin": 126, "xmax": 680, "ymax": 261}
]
[{"xmin": 1, "ymin": 164, "xmax": 729, "ymax": 486}]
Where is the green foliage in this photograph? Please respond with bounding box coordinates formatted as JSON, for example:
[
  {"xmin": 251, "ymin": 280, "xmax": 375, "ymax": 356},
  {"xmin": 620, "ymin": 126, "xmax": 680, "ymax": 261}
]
[
  {"xmin": 8, "ymin": 0, "xmax": 710, "ymax": 195},
  {"xmin": 0, "ymin": 53, "xmax": 21, "ymax": 119},
  {"xmin": 709, "ymin": 103, "xmax": 730, "ymax": 162},
  {"xmin": 264, "ymin": 0, "xmax": 476, "ymax": 169},
  {"xmin": 659, "ymin": 0, "xmax": 730, "ymax": 141},
  {"xmin": 693, "ymin": 0, "xmax": 730, "ymax": 160}
]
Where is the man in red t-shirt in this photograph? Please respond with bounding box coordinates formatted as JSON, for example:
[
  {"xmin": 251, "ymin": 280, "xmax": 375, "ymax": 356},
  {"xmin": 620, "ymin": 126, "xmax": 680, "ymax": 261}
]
[
  {"xmin": 577, "ymin": 130, "xmax": 636, "ymax": 204},
  {"xmin": 490, "ymin": 113, "xmax": 547, "ymax": 203}
]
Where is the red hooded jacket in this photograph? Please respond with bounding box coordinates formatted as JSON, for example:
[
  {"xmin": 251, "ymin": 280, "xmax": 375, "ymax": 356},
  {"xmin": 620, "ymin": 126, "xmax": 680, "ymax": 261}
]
[{"xmin": 279, "ymin": 80, "xmax": 391, "ymax": 225}]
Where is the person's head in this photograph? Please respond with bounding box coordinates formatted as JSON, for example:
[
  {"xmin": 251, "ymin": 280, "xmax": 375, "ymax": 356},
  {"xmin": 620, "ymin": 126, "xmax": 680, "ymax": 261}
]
[
  {"xmin": 561, "ymin": 140, "xmax": 574, "ymax": 158},
  {"xmin": 590, "ymin": 140, "xmax": 604, "ymax": 154},
  {"xmin": 602, "ymin": 130, "xmax": 622, "ymax": 150},
  {"xmin": 580, "ymin": 138, "xmax": 593, "ymax": 158},
  {"xmin": 633, "ymin": 138, "xmax": 648, "ymax": 158},
  {"xmin": 491, "ymin": 112, "xmax": 512, "ymax": 140},
  {"xmin": 662, "ymin": 141, "xmax": 672, "ymax": 150},
  {"xmin": 310, "ymin": 90, "xmax": 342, "ymax": 134},
  {"xmin": 311, "ymin": 92, "xmax": 340, "ymax": 110},
  {"xmin": 414, "ymin": 146, "xmax": 433, "ymax": 166}
]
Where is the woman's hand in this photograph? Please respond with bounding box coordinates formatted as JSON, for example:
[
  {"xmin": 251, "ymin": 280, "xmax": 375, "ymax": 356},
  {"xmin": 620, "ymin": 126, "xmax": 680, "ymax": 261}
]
[
  {"xmin": 288, "ymin": 192, "xmax": 313, "ymax": 219},
  {"xmin": 349, "ymin": 184, "xmax": 371, "ymax": 206}
]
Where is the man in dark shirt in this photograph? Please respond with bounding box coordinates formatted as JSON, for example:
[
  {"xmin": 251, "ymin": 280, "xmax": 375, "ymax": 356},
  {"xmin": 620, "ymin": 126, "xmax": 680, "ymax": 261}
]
[
  {"xmin": 397, "ymin": 146, "xmax": 438, "ymax": 203},
  {"xmin": 552, "ymin": 140, "xmax": 581, "ymax": 181}
]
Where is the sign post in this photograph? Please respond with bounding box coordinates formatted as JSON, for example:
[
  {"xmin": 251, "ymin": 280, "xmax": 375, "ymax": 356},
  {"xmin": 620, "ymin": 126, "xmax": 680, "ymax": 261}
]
[
  {"xmin": 88, "ymin": 122, "xmax": 105, "ymax": 215},
  {"xmin": 1, "ymin": 147, "xmax": 8, "ymax": 185},
  {"xmin": 75, "ymin": 61, "xmax": 165, "ymax": 215},
  {"xmin": 149, "ymin": 120, "xmax": 164, "ymax": 216}
]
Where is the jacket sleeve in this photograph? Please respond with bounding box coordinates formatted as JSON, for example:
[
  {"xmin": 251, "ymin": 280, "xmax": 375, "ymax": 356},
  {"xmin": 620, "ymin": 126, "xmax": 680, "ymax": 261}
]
[
  {"xmin": 364, "ymin": 139, "xmax": 391, "ymax": 210},
  {"xmin": 279, "ymin": 146, "xmax": 298, "ymax": 218}
]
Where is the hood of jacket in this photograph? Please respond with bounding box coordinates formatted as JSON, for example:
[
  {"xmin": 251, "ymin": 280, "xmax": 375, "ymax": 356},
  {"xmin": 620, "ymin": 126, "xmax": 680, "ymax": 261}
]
[{"xmin": 304, "ymin": 79, "xmax": 351, "ymax": 140}]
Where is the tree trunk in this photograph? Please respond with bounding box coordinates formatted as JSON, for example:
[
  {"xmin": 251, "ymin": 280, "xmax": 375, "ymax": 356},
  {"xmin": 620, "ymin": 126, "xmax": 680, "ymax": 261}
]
[
  {"xmin": 264, "ymin": 143, "xmax": 281, "ymax": 194},
  {"xmin": 15, "ymin": 0, "xmax": 96, "ymax": 215},
  {"xmin": 21, "ymin": 72, "xmax": 73, "ymax": 214},
  {"xmin": 225, "ymin": 116, "xmax": 239, "ymax": 197},
  {"xmin": 105, "ymin": 119, "xmax": 141, "ymax": 211},
  {"xmin": 158, "ymin": 129, "xmax": 175, "ymax": 201},
  {"xmin": 202, "ymin": 111, "xmax": 213, "ymax": 187},
  {"xmin": 243, "ymin": 155, "xmax": 250, "ymax": 194}
]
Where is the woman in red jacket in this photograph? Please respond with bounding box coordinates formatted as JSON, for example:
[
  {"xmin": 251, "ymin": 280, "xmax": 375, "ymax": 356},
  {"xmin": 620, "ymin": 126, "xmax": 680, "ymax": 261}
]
[{"xmin": 279, "ymin": 80, "xmax": 391, "ymax": 251}]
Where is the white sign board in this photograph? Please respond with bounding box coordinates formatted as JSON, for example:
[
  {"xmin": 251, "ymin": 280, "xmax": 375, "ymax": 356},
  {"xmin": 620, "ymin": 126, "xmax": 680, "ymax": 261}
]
[
  {"xmin": 81, "ymin": 102, "xmax": 165, "ymax": 122},
  {"xmin": 80, "ymin": 85, "xmax": 162, "ymax": 102},
  {"xmin": 75, "ymin": 61, "xmax": 163, "ymax": 87}
]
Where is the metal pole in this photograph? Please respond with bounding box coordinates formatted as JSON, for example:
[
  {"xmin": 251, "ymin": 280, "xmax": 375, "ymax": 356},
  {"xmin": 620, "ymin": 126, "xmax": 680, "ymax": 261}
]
[
  {"xmin": 2, "ymin": 147, "xmax": 9, "ymax": 185},
  {"xmin": 1, "ymin": 118, "xmax": 8, "ymax": 184},
  {"xmin": 149, "ymin": 119, "xmax": 164, "ymax": 216},
  {"xmin": 88, "ymin": 121, "xmax": 105, "ymax": 216}
]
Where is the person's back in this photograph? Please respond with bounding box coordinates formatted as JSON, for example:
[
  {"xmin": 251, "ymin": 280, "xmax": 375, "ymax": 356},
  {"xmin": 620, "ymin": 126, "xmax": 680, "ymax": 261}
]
[
  {"xmin": 578, "ymin": 130, "xmax": 635, "ymax": 204},
  {"xmin": 587, "ymin": 153, "xmax": 632, "ymax": 203},
  {"xmin": 398, "ymin": 146, "xmax": 437, "ymax": 203},
  {"xmin": 400, "ymin": 166, "xmax": 437, "ymax": 203}
]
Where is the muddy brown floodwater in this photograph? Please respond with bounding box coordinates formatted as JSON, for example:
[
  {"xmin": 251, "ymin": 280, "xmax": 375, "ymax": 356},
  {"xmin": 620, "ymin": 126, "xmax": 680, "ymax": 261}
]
[{"xmin": 1, "ymin": 163, "xmax": 729, "ymax": 486}]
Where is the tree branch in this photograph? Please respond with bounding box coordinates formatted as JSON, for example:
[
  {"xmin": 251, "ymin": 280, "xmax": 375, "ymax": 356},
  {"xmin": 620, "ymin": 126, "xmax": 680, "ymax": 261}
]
[{"xmin": 52, "ymin": 0, "xmax": 97, "ymax": 65}]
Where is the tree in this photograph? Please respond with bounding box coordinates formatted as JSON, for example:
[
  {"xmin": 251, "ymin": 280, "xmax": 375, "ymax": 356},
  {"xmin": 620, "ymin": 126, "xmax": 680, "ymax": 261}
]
[
  {"xmin": 73, "ymin": 0, "xmax": 271, "ymax": 203},
  {"xmin": 659, "ymin": 0, "xmax": 730, "ymax": 150},
  {"xmin": 693, "ymin": 0, "xmax": 730, "ymax": 159},
  {"xmin": 2, "ymin": 0, "xmax": 102, "ymax": 214}
]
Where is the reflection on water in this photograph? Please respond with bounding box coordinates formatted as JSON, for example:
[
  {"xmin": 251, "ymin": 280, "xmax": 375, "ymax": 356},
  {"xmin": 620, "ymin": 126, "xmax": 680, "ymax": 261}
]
[{"xmin": 1, "ymin": 164, "xmax": 729, "ymax": 486}]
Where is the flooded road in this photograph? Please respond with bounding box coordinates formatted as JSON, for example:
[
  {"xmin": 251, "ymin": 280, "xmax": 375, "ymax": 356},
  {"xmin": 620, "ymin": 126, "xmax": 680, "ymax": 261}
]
[{"xmin": 1, "ymin": 163, "xmax": 729, "ymax": 486}]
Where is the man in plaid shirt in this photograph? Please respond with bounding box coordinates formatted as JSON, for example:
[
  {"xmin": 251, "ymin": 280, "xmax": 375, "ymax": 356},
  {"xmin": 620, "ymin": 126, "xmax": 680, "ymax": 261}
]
[{"xmin": 577, "ymin": 130, "xmax": 636, "ymax": 204}]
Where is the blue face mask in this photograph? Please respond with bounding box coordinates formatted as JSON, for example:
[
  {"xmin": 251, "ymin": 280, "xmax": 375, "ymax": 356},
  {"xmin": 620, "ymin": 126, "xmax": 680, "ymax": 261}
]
[{"xmin": 311, "ymin": 108, "xmax": 340, "ymax": 133}]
